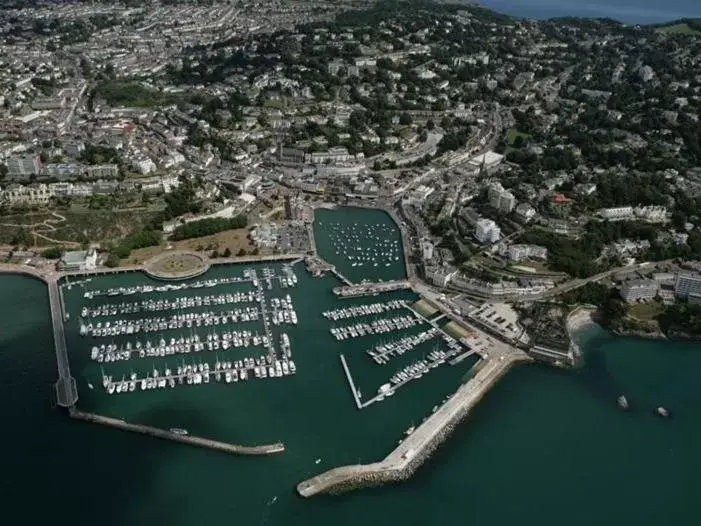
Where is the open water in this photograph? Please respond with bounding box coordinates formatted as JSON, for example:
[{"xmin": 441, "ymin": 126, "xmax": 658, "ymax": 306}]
[
  {"xmin": 2, "ymin": 207, "xmax": 701, "ymax": 524},
  {"xmin": 481, "ymin": 0, "xmax": 701, "ymax": 23}
]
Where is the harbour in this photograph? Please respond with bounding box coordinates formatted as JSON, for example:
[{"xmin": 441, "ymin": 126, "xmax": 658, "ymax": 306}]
[{"xmin": 4, "ymin": 206, "xmax": 701, "ymax": 525}]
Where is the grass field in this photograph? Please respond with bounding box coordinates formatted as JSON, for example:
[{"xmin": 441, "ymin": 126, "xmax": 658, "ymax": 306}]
[
  {"xmin": 657, "ymin": 23, "xmax": 701, "ymax": 35},
  {"xmin": 627, "ymin": 301, "xmax": 664, "ymax": 321},
  {"xmin": 505, "ymin": 128, "xmax": 530, "ymax": 146}
]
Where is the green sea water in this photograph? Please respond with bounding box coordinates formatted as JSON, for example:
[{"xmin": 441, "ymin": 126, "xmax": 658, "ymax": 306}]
[{"xmin": 3, "ymin": 207, "xmax": 701, "ymax": 524}]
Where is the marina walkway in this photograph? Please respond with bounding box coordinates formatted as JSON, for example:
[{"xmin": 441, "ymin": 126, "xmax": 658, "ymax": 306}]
[{"xmin": 298, "ymin": 352, "xmax": 530, "ymax": 497}]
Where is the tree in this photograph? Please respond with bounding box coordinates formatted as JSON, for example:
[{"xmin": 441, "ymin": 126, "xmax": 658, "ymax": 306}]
[
  {"xmin": 104, "ymin": 253, "xmax": 120, "ymax": 268},
  {"xmin": 41, "ymin": 247, "xmax": 63, "ymax": 259},
  {"xmin": 399, "ymin": 113, "xmax": 412, "ymax": 126},
  {"xmin": 222, "ymin": 247, "xmax": 232, "ymax": 257},
  {"xmin": 236, "ymin": 248, "xmax": 246, "ymax": 256}
]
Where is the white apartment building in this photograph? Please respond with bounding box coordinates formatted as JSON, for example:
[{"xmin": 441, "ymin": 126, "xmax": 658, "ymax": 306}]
[
  {"xmin": 619, "ymin": 279, "xmax": 659, "ymax": 303},
  {"xmin": 599, "ymin": 206, "xmax": 634, "ymax": 220},
  {"xmin": 475, "ymin": 218, "xmax": 501, "ymax": 244},
  {"xmin": 488, "ymin": 182, "xmax": 516, "ymax": 213}
]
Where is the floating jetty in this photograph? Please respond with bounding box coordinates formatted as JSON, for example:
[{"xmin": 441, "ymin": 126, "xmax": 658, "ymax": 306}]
[
  {"xmin": 69, "ymin": 408, "xmax": 285, "ymax": 455},
  {"xmin": 330, "ymin": 314, "xmax": 421, "ymax": 341},
  {"xmin": 298, "ymin": 353, "xmax": 531, "ymax": 496}
]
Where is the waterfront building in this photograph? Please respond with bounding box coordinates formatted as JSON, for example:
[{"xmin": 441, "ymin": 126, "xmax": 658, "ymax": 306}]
[
  {"xmin": 425, "ymin": 265, "xmax": 457, "ymax": 287},
  {"xmin": 674, "ymin": 272, "xmax": 701, "ymax": 301},
  {"xmin": 619, "ymin": 279, "xmax": 659, "ymax": 303},
  {"xmin": 475, "ymin": 219, "xmax": 501, "ymax": 244},
  {"xmin": 58, "ymin": 249, "xmax": 98, "ymax": 271}
]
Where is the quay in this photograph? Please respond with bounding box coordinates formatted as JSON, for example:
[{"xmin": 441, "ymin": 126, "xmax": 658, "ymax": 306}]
[
  {"xmin": 69, "ymin": 408, "xmax": 285, "ymax": 455},
  {"xmin": 298, "ymin": 352, "xmax": 531, "ymax": 497},
  {"xmin": 333, "ymin": 280, "xmax": 410, "ymax": 297}
]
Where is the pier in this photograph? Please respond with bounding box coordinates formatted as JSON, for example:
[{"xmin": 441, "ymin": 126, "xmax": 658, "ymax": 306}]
[
  {"xmin": 69, "ymin": 408, "xmax": 285, "ymax": 455},
  {"xmin": 339, "ymin": 354, "xmax": 363, "ymax": 409},
  {"xmin": 298, "ymin": 352, "xmax": 531, "ymax": 497},
  {"xmin": 333, "ymin": 280, "xmax": 410, "ymax": 297},
  {"xmin": 49, "ymin": 278, "xmax": 79, "ymax": 407}
]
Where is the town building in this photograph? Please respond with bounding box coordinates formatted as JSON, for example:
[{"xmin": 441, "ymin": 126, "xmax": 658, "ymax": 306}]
[
  {"xmin": 515, "ymin": 203, "xmax": 536, "ymax": 223},
  {"xmin": 6, "ymin": 154, "xmax": 42, "ymax": 179},
  {"xmin": 598, "ymin": 206, "xmax": 634, "ymax": 220},
  {"xmin": 85, "ymin": 164, "xmax": 119, "ymax": 179},
  {"xmin": 498, "ymin": 244, "xmax": 548, "ymax": 262}
]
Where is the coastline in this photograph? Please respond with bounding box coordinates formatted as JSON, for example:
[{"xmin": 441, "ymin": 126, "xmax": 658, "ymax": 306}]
[{"xmin": 566, "ymin": 306, "xmax": 600, "ymax": 336}]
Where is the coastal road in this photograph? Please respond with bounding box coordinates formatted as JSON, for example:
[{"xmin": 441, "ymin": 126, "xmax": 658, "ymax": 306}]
[{"xmin": 507, "ymin": 259, "xmax": 671, "ymax": 302}]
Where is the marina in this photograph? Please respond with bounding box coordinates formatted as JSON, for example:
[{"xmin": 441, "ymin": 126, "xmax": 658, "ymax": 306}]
[{"xmin": 68, "ymin": 264, "xmax": 302, "ymax": 398}]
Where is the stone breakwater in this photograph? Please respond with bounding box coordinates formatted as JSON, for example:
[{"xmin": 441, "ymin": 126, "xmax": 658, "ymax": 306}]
[{"xmin": 297, "ymin": 354, "xmax": 529, "ymax": 497}]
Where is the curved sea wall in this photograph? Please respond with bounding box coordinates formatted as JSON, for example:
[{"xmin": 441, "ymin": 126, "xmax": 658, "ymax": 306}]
[
  {"xmin": 298, "ymin": 354, "xmax": 528, "ymax": 497},
  {"xmin": 70, "ymin": 409, "xmax": 285, "ymax": 456},
  {"xmin": 0, "ymin": 265, "xmax": 49, "ymax": 283}
]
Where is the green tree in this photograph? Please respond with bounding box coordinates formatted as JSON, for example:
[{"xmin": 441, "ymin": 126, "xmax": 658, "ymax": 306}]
[{"xmin": 41, "ymin": 247, "xmax": 63, "ymax": 259}]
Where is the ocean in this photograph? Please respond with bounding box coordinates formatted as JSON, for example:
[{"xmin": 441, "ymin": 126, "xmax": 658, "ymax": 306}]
[
  {"xmin": 2, "ymin": 207, "xmax": 701, "ymax": 525},
  {"xmin": 480, "ymin": 0, "xmax": 701, "ymax": 24}
]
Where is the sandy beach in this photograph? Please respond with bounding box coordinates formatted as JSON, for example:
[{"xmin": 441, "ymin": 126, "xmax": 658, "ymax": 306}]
[{"xmin": 566, "ymin": 307, "xmax": 599, "ymax": 335}]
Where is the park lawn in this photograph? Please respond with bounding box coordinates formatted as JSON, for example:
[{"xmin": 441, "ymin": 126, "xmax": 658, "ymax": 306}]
[
  {"xmin": 123, "ymin": 228, "xmax": 264, "ymax": 266},
  {"xmin": 657, "ymin": 23, "xmax": 701, "ymax": 35},
  {"xmin": 627, "ymin": 301, "xmax": 664, "ymax": 322}
]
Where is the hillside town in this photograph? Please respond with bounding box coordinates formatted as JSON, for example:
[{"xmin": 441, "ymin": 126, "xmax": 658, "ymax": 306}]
[{"xmin": 2, "ymin": 0, "xmax": 701, "ymax": 343}]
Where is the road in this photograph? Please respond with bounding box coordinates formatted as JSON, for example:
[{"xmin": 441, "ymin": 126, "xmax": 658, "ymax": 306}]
[{"xmin": 499, "ymin": 259, "xmax": 670, "ymax": 302}]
